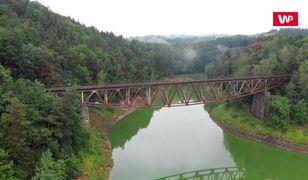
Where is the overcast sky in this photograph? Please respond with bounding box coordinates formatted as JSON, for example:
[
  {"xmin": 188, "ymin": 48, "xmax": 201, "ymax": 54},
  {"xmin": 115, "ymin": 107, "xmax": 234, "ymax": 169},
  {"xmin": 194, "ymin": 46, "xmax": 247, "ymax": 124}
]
[{"xmin": 33, "ymin": 0, "xmax": 308, "ymax": 37}]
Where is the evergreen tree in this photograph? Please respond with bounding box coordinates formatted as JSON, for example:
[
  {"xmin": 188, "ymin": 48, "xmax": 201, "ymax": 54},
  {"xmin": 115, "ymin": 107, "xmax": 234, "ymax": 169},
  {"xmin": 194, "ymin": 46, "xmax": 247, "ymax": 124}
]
[
  {"xmin": 0, "ymin": 65, "xmax": 13, "ymax": 114},
  {"xmin": 33, "ymin": 150, "xmax": 65, "ymax": 180},
  {"xmin": 0, "ymin": 148, "xmax": 16, "ymax": 180},
  {"xmin": 51, "ymin": 91, "xmax": 88, "ymax": 155},
  {"xmin": 0, "ymin": 98, "xmax": 35, "ymax": 177}
]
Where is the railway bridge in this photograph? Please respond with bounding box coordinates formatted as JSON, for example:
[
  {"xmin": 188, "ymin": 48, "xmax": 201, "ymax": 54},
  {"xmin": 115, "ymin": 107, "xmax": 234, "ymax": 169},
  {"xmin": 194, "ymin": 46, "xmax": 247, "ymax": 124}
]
[
  {"xmin": 155, "ymin": 167, "xmax": 245, "ymax": 180},
  {"xmin": 48, "ymin": 75, "xmax": 291, "ymax": 119}
]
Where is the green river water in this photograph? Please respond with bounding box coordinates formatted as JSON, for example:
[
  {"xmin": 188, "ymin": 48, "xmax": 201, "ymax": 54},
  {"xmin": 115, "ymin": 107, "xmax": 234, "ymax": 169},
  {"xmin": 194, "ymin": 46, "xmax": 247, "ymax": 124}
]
[{"xmin": 109, "ymin": 105, "xmax": 308, "ymax": 180}]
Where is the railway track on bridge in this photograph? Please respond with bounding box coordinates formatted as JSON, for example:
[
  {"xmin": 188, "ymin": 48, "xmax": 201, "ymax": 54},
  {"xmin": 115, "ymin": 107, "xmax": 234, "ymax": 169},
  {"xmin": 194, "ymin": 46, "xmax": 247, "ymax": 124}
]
[{"xmin": 48, "ymin": 75, "xmax": 291, "ymax": 108}]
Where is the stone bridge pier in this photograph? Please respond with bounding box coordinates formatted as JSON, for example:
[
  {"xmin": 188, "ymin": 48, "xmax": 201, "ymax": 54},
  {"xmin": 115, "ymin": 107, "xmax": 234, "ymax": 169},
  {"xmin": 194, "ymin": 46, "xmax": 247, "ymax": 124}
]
[{"xmin": 251, "ymin": 91, "xmax": 270, "ymax": 119}]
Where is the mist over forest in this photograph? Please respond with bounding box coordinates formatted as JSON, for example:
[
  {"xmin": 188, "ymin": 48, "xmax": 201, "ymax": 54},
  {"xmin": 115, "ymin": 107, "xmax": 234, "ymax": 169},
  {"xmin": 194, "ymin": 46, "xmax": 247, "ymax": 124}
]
[{"xmin": 0, "ymin": 0, "xmax": 307, "ymax": 179}]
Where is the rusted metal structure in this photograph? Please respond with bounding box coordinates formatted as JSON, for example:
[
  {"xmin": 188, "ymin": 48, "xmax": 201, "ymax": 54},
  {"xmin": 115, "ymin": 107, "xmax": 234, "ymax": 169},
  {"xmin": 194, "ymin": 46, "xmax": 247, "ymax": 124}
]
[
  {"xmin": 155, "ymin": 167, "xmax": 245, "ymax": 180},
  {"xmin": 48, "ymin": 75, "xmax": 291, "ymax": 107}
]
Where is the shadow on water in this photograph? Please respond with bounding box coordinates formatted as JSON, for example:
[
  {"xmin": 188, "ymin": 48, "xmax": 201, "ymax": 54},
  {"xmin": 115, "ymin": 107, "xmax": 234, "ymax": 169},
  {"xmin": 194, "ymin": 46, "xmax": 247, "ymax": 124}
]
[
  {"xmin": 109, "ymin": 108, "xmax": 158, "ymax": 149},
  {"xmin": 155, "ymin": 167, "xmax": 245, "ymax": 180},
  {"xmin": 223, "ymin": 132, "xmax": 308, "ymax": 180}
]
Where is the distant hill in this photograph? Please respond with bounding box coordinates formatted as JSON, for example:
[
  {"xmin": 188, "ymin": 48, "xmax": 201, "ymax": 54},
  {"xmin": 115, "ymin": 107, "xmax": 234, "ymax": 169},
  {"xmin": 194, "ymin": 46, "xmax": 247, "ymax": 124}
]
[
  {"xmin": 131, "ymin": 29, "xmax": 308, "ymax": 45},
  {"xmin": 129, "ymin": 34, "xmax": 232, "ymax": 44},
  {"xmin": 0, "ymin": 0, "xmax": 307, "ymax": 85}
]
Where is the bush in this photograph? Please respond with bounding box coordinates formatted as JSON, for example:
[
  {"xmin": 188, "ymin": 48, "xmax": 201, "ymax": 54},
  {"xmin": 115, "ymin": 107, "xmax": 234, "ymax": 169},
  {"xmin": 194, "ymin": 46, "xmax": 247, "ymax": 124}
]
[
  {"xmin": 269, "ymin": 95, "xmax": 290, "ymax": 132},
  {"xmin": 293, "ymin": 100, "xmax": 308, "ymax": 124}
]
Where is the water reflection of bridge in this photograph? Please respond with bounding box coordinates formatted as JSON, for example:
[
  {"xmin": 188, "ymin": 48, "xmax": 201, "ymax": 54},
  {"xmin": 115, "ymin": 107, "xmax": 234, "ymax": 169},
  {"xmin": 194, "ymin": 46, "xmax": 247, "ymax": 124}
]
[{"xmin": 156, "ymin": 167, "xmax": 245, "ymax": 180}]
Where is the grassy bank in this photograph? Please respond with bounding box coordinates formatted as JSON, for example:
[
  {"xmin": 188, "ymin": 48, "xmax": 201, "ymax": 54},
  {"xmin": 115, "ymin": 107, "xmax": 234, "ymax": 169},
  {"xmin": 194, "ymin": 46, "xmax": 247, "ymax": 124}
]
[
  {"xmin": 78, "ymin": 129, "xmax": 112, "ymax": 180},
  {"xmin": 77, "ymin": 106, "xmax": 137, "ymax": 180},
  {"xmin": 77, "ymin": 107, "xmax": 122, "ymax": 180},
  {"xmin": 209, "ymin": 104, "xmax": 308, "ymax": 145}
]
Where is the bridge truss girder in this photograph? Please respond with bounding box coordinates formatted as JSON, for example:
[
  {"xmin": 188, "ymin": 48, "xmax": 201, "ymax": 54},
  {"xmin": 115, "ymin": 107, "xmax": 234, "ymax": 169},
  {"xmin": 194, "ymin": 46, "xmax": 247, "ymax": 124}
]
[
  {"xmin": 79, "ymin": 76, "xmax": 290, "ymax": 107},
  {"xmin": 156, "ymin": 167, "xmax": 245, "ymax": 180}
]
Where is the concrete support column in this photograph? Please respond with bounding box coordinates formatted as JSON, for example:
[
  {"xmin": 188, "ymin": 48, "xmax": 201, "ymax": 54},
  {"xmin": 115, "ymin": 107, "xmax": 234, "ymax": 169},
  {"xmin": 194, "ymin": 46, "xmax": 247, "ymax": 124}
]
[
  {"xmin": 252, "ymin": 91, "xmax": 270, "ymax": 119},
  {"xmin": 80, "ymin": 103, "xmax": 90, "ymax": 128}
]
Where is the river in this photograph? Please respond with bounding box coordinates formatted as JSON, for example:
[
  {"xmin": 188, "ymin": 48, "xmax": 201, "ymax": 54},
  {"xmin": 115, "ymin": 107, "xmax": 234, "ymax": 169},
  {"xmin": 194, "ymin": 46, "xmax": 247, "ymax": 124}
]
[{"xmin": 109, "ymin": 105, "xmax": 308, "ymax": 180}]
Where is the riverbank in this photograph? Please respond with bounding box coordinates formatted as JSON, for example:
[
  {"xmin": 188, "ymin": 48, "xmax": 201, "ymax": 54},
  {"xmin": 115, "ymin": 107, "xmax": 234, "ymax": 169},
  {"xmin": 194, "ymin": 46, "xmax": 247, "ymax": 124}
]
[
  {"xmin": 208, "ymin": 104, "xmax": 308, "ymax": 153},
  {"xmin": 77, "ymin": 129, "xmax": 112, "ymax": 180},
  {"xmin": 77, "ymin": 106, "xmax": 137, "ymax": 180}
]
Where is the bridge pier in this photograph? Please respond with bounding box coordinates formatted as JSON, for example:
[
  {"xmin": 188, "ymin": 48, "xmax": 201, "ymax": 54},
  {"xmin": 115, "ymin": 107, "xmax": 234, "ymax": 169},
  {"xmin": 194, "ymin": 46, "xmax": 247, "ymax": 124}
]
[
  {"xmin": 251, "ymin": 91, "xmax": 270, "ymax": 119},
  {"xmin": 80, "ymin": 103, "xmax": 90, "ymax": 127}
]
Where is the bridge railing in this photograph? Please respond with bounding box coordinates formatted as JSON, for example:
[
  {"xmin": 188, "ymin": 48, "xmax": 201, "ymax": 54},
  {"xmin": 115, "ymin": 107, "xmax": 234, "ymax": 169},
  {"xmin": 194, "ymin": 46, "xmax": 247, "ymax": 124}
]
[
  {"xmin": 48, "ymin": 75, "xmax": 291, "ymax": 108},
  {"xmin": 48, "ymin": 75, "xmax": 291, "ymax": 92},
  {"xmin": 155, "ymin": 167, "xmax": 245, "ymax": 180}
]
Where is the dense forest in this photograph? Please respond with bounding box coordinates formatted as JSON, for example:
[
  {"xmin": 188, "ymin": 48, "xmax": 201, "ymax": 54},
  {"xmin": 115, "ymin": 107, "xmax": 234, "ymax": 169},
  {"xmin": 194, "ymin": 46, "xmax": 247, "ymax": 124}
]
[
  {"xmin": 0, "ymin": 0, "xmax": 201, "ymax": 179},
  {"xmin": 0, "ymin": 0, "xmax": 200, "ymax": 86},
  {"xmin": 202, "ymin": 32, "xmax": 308, "ymax": 130},
  {"xmin": 0, "ymin": 0, "xmax": 307, "ymax": 179}
]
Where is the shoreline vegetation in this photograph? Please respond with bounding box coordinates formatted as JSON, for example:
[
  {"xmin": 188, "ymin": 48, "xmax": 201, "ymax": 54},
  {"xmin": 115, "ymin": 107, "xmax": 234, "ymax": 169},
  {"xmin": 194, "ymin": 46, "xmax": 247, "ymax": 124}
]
[
  {"xmin": 79, "ymin": 101, "xmax": 308, "ymax": 179},
  {"xmin": 77, "ymin": 129, "xmax": 111, "ymax": 180},
  {"xmin": 1, "ymin": 0, "xmax": 307, "ymax": 178},
  {"xmin": 78, "ymin": 106, "xmax": 137, "ymax": 180},
  {"xmin": 79, "ymin": 97, "xmax": 308, "ymax": 179},
  {"xmin": 208, "ymin": 104, "xmax": 308, "ymax": 154}
]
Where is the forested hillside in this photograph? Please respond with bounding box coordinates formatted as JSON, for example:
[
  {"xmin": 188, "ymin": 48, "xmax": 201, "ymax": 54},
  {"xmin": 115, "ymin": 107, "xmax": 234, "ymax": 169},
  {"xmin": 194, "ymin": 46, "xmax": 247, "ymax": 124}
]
[
  {"xmin": 0, "ymin": 0, "xmax": 167, "ymax": 179},
  {"xmin": 0, "ymin": 66, "xmax": 87, "ymax": 179},
  {"xmin": 0, "ymin": 0, "xmax": 203, "ymax": 179},
  {"xmin": 204, "ymin": 33, "xmax": 308, "ymax": 129},
  {"xmin": 0, "ymin": 0, "xmax": 308, "ymax": 179},
  {"xmin": 0, "ymin": 0, "xmax": 192, "ymax": 86}
]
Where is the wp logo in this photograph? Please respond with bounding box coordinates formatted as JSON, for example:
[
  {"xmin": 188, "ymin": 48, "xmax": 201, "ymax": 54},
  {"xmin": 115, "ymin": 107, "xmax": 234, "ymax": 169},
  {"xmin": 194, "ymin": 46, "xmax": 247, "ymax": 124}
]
[{"xmin": 273, "ymin": 12, "xmax": 298, "ymax": 26}]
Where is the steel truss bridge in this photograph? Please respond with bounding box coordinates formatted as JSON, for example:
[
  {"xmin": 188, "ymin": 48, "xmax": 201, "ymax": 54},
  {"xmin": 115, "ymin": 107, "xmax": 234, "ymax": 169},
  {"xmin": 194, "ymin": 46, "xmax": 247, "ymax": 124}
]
[
  {"xmin": 155, "ymin": 167, "xmax": 245, "ymax": 180},
  {"xmin": 48, "ymin": 75, "xmax": 291, "ymax": 107}
]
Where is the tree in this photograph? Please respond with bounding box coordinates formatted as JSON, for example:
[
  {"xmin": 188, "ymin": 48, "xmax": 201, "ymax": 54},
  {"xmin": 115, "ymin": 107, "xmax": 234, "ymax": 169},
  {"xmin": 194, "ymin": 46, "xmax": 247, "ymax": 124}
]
[
  {"xmin": 0, "ymin": 98, "xmax": 35, "ymax": 176},
  {"xmin": 12, "ymin": 79, "xmax": 59, "ymax": 156},
  {"xmin": 0, "ymin": 148, "xmax": 16, "ymax": 180},
  {"xmin": 0, "ymin": 65, "xmax": 13, "ymax": 114},
  {"xmin": 269, "ymin": 95, "xmax": 290, "ymax": 132},
  {"xmin": 73, "ymin": 65, "xmax": 91, "ymax": 84},
  {"xmin": 293, "ymin": 100, "xmax": 308, "ymax": 124},
  {"xmin": 297, "ymin": 60, "xmax": 308, "ymax": 101},
  {"xmin": 204, "ymin": 62, "xmax": 217, "ymax": 77},
  {"xmin": 33, "ymin": 150, "xmax": 65, "ymax": 180},
  {"xmin": 0, "ymin": 5, "xmax": 7, "ymax": 15},
  {"xmin": 51, "ymin": 91, "xmax": 88, "ymax": 155},
  {"xmin": 97, "ymin": 70, "xmax": 106, "ymax": 85},
  {"xmin": 234, "ymin": 52, "xmax": 251, "ymax": 76},
  {"xmin": 286, "ymin": 60, "xmax": 308, "ymax": 102},
  {"xmin": 39, "ymin": 60, "xmax": 54, "ymax": 87}
]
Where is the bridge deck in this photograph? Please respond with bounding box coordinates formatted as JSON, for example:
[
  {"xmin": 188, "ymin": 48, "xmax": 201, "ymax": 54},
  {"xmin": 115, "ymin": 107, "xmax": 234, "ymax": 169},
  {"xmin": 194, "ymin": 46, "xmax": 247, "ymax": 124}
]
[
  {"xmin": 47, "ymin": 75, "xmax": 291, "ymax": 107},
  {"xmin": 48, "ymin": 75, "xmax": 291, "ymax": 92}
]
